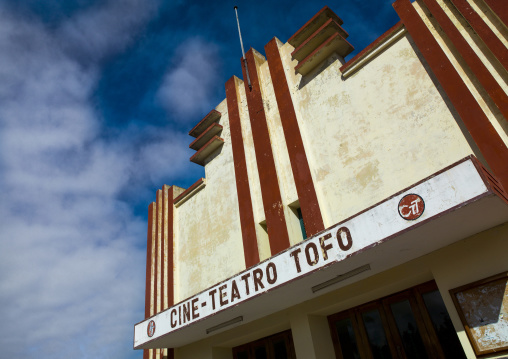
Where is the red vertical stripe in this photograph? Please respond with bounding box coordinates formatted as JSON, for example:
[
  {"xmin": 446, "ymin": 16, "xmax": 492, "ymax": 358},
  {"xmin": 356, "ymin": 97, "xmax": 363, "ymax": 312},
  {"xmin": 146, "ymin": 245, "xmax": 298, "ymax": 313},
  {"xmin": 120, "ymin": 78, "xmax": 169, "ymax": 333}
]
[
  {"xmin": 154, "ymin": 190, "xmax": 162, "ymax": 313},
  {"xmin": 265, "ymin": 38, "xmax": 325, "ymax": 237},
  {"xmin": 226, "ymin": 76, "xmax": 260, "ymax": 267},
  {"xmin": 144, "ymin": 203, "xmax": 154, "ymax": 319},
  {"xmin": 483, "ymin": 0, "xmax": 508, "ymax": 26},
  {"xmin": 242, "ymin": 49, "xmax": 291, "ymax": 255},
  {"xmin": 450, "ymin": 0, "xmax": 508, "ymax": 71},
  {"xmin": 166, "ymin": 186, "xmax": 174, "ymax": 306},
  {"xmin": 393, "ymin": 0, "xmax": 508, "ymax": 191},
  {"xmin": 160, "ymin": 186, "xmax": 166, "ymax": 310},
  {"xmin": 421, "ymin": 0, "xmax": 508, "ymax": 120}
]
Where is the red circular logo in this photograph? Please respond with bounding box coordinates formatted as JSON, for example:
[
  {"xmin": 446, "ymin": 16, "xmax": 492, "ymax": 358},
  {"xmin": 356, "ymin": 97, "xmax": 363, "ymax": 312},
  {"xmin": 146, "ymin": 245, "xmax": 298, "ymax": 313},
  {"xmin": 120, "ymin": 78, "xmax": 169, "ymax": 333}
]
[
  {"xmin": 398, "ymin": 194, "xmax": 425, "ymax": 220},
  {"xmin": 147, "ymin": 320, "xmax": 156, "ymax": 337}
]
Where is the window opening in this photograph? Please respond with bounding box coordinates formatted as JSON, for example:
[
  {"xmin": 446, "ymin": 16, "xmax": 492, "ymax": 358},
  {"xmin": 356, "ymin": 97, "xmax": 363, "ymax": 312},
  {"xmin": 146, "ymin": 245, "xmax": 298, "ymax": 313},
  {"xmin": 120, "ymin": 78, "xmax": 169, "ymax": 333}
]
[{"xmin": 296, "ymin": 207, "xmax": 307, "ymax": 239}]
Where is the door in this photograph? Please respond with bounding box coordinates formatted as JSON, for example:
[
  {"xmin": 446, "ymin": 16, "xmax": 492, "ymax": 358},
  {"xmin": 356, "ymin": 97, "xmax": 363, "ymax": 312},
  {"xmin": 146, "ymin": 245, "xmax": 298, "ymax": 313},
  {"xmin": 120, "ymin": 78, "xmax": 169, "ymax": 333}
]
[
  {"xmin": 328, "ymin": 281, "xmax": 466, "ymax": 359},
  {"xmin": 233, "ymin": 330, "xmax": 296, "ymax": 359}
]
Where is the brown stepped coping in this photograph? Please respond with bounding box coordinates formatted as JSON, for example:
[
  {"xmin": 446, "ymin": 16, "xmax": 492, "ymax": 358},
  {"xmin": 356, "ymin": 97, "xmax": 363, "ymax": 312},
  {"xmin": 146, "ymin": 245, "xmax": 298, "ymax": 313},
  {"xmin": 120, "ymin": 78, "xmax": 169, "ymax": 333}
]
[
  {"xmin": 289, "ymin": 6, "xmax": 344, "ymax": 48},
  {"xmin": 295, "ymin": 32, "xmax": 354, "ymax": 75},
  {"xmin": 188, "ymin": 109, "xmax": 221, "ymax": 138},
  {"xmin": 292, "ymin": 18, "xmax": 349, "ymax": 62},
  {"xmin": 189, "ymin": 135, "xmax": 224, "ymax": 166},
  {"xmin": 189, "ymin": 123, "xmax": 223, "ymax": 151},
  {"xmin": 340, "ymin": 21, "xmax": 404, "ymax": 75},
  {"xmin": 173, "ymin": 178, "xmax": 206, "ymax": 207}
]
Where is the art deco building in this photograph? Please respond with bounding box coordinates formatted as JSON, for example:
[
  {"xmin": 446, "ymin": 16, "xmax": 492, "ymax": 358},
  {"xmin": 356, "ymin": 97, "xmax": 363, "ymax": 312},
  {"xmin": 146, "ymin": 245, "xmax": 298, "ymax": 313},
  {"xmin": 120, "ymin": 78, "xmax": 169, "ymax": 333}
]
[{"xmin": 134, "ymin": 0, "xmax": 508, "ymax": 358}]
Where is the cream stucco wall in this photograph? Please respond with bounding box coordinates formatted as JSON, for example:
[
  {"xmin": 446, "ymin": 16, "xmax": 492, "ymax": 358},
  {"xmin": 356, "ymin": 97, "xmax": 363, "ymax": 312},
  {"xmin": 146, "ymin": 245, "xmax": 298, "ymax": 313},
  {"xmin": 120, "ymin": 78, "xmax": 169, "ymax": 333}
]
[
  {"xmin": 174, "ymin": 99, "xmax": 246, "ymax": 301},
  {"xmin": 277, "ymin": 32, "xmax": 480, "ymax": 228}
]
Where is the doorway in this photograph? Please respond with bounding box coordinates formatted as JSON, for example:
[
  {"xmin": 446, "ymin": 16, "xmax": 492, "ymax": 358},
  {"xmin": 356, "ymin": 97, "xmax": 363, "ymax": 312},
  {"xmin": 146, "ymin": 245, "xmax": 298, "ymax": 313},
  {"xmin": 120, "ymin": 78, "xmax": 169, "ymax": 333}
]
[
  {"xmin": 232, "ymin": 329, "xmax": 296, "ymax": 359},
  {"xmin": 328, "ymin": 281, "xmax": 466, "ymax": 359}
]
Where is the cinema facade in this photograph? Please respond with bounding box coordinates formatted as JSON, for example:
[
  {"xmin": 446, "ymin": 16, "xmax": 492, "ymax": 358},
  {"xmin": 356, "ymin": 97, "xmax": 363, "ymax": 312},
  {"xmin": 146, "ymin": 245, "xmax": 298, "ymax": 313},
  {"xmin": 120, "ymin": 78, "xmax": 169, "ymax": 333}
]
[{"xmin": 133, "ymin": 0, "xmax": 508, "ymax": 358}]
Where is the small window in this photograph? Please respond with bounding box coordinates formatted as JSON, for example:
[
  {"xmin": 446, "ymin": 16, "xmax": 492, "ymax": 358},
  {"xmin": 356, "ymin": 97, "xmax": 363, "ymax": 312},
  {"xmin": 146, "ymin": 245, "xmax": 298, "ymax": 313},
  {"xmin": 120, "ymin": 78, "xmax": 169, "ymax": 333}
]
[{"xmin": 296, "ymin": 207, "xmax": 307, "ymax": 239}]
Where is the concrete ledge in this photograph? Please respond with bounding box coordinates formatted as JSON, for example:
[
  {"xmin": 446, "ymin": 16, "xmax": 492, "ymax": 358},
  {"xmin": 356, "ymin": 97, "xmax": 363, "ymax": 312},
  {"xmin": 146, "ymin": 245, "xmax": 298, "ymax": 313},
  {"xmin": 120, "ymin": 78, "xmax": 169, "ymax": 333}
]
[
  {"xmin": 173, "ymin": 178, "xmax": 206, "ymax": 208},
  {"xmin": 189, "ymin": 136, "xmax": 224, "ymax": 166},
  {"xmin": 189, "ymin": 110, "xmax": 221, "ymax": 138},
  {"xmin": 189, "ymin": 123, "xmax": 223, "ymax": 151},
  {"xmin": 340, "ymin": 21, "xmax": 405, "ymax": 78},
  {"xmin": 288, "ymin": 6, "xmax": 344, "ymax": 48},
  {"xmin": 295, "ymin": 32, "xmax": 353, "ymax": 75},
  {"xmin": 291, "ymin": 18, "xmax": 349, "ymax": 62}
]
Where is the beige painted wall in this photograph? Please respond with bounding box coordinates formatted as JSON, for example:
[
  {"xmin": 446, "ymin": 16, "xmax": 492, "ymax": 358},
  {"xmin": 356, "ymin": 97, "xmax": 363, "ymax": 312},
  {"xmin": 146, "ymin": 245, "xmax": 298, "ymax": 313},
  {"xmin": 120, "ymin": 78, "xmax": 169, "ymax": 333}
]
[
  {"xmin": 279, "ymin": 33, "xmax": 482, "ymax": 229},
  {"xmin": 174, "ymin": 98, "xmax": 246, "ymax": 301}
]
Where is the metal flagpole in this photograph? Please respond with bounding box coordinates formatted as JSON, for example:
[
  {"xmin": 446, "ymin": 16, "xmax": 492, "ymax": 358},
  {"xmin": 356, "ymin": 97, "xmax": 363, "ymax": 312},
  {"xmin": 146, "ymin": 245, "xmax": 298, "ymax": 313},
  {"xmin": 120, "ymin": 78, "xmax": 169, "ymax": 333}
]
[{"xmin": 234, "ymin": 6, "xmax": 252, "ymax": 90}]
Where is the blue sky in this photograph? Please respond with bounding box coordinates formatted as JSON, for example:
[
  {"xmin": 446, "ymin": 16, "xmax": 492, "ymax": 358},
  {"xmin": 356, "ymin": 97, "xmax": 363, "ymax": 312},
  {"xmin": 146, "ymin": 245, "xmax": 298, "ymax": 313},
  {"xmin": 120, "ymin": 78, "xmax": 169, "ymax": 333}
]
[{"xmin": 0, "ymin": 0, "xmax": 399, "ymax": 358}]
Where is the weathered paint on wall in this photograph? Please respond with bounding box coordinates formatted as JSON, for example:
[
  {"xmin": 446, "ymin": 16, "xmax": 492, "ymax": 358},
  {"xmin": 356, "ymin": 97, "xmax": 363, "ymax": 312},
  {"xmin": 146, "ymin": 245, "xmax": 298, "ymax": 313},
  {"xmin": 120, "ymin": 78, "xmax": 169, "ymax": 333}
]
[
  {"xmin": 414, "ymin": 0, "xmax": 508, "ymax": 147},
  {"xmin": 281, "ymin": 33, "xmax": 477, "ymax": 227},
  {"xmin": 175, "ymin": 99, "xmax": 246, "ymax": 301}
]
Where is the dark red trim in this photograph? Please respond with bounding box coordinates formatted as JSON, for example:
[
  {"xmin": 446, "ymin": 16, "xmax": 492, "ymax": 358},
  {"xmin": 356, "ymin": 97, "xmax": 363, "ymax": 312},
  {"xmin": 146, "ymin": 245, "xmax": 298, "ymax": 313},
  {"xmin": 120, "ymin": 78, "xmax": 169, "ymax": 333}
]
[
  {"xmin": 265, "ymin": 38, "xmax": 325, "ymax": 237},
  {"xmin": 294, "ymin": 32, "xmax": 353, "ymax": 74},
  {"xmin": 288, "ymin": 6, "xmax": 344, "ymax": 46},
  {"xmin": 189, "ymin": 135, "xmax": 224, "ymax": 165},
  {"xmin": 154, "ymin": 190, "xmax": 161, "ymax": 313},
  {"xmin": 483, "ymin": 0, "xmax": 508, "ymax": 26},
  {"xmin": 242, "ymin": 49, "xmax": 291, "ymax": 255},
  {"xmin": 145, "ymin": 202, "xmax": 154, "ymax": 319},
  {"xmin": 160, "ymin": 187, "xmax": 166, "ymax": 310},
  {"xmin": 188, "ymin": 109, "xmax": 221, "ymax": 138},
  {"xmin": 422, "ymin": 0, "xmax": 508, "ymax": 132},
  {"xmin": 225, "ymin": 76, "xmax": 260, "ymax": 268},
  {"xmin": 393, "ymin": 0, "xmax": 508, "ymax": 193},
  {"xmin": 143, "ymin": 349, "xmax": 149, "ymax": 359},
  {"xmin": 166, "ymin": 186, "xmax": 175, "ymax": 307},
  {"xmin": 470, "ymin": 156, "xmax": 508, "ymax": 205},
  {"xmin": 450, "ymin": 0, "xmax": 508, "ymax": 71},
  {"xmin": 173, "ymin": 178, "xmax": 205, "ymax": 204},
  {"xmin": 291, "ymin": 18, "xmax": 349, "ymax": 59},
  {"xmin": 340, "ymin": 21, "xmax": 403, "ymax": 73},
  {"xmin": 189, "ymin": 123, "xmax": 223, "ymax": 151}
]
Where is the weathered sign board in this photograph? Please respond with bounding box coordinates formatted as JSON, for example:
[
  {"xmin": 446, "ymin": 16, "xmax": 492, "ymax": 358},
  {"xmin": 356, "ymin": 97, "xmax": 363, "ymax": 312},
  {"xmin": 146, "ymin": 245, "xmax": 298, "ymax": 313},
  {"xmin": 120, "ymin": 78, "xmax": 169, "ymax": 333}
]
[{"xmin": 134, "ymin": 157, "xmax": 501, "ymax": 349}]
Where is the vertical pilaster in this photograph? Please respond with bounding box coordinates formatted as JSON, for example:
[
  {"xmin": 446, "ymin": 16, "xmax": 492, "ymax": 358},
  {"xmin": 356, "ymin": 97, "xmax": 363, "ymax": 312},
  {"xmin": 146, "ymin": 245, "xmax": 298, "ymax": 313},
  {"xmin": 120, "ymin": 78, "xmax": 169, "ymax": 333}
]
[
  {"xmin": 290, "ymin": 311, "xmax": 335, "ymax": 359},
  {"xmin": 265, "ymin": 38, "xmax": 325, "ymax": 237},
  {"xmin": 226, "ymin": 76, "xmax": 260, "ymax": 267},
  {"xmin": 241, "ymin": 49, "xmax": 291, "ymax": 255},
  {"xmin": 393, "ymin": 0, "xmax": 508, "ymax": 192},
  {"xmin": 155, "ymin": 190, "xmax": 162, "ymax": 314},
  {"xmin": 421, "ymin": 0, "xmax": 508, "ymax": 120},
  {"xmin": 449, "ymin": 0, "xmax": 508, "ymax": 71}
]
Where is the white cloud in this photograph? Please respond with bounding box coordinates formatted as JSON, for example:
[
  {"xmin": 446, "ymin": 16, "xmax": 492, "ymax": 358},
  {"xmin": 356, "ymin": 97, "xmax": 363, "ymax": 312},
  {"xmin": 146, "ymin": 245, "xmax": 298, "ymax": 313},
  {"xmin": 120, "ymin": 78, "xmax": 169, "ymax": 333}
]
[
  {"xmin": 0, "ymin": 1, "xmax": 196, "ymax": 358},
  {"xmin": 157, "ymin": 38, "xmax": 221, "ymax": 120},
  {"xmin": 57, "ymin": 0, "xmax": 161, "ymax": 64}
]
